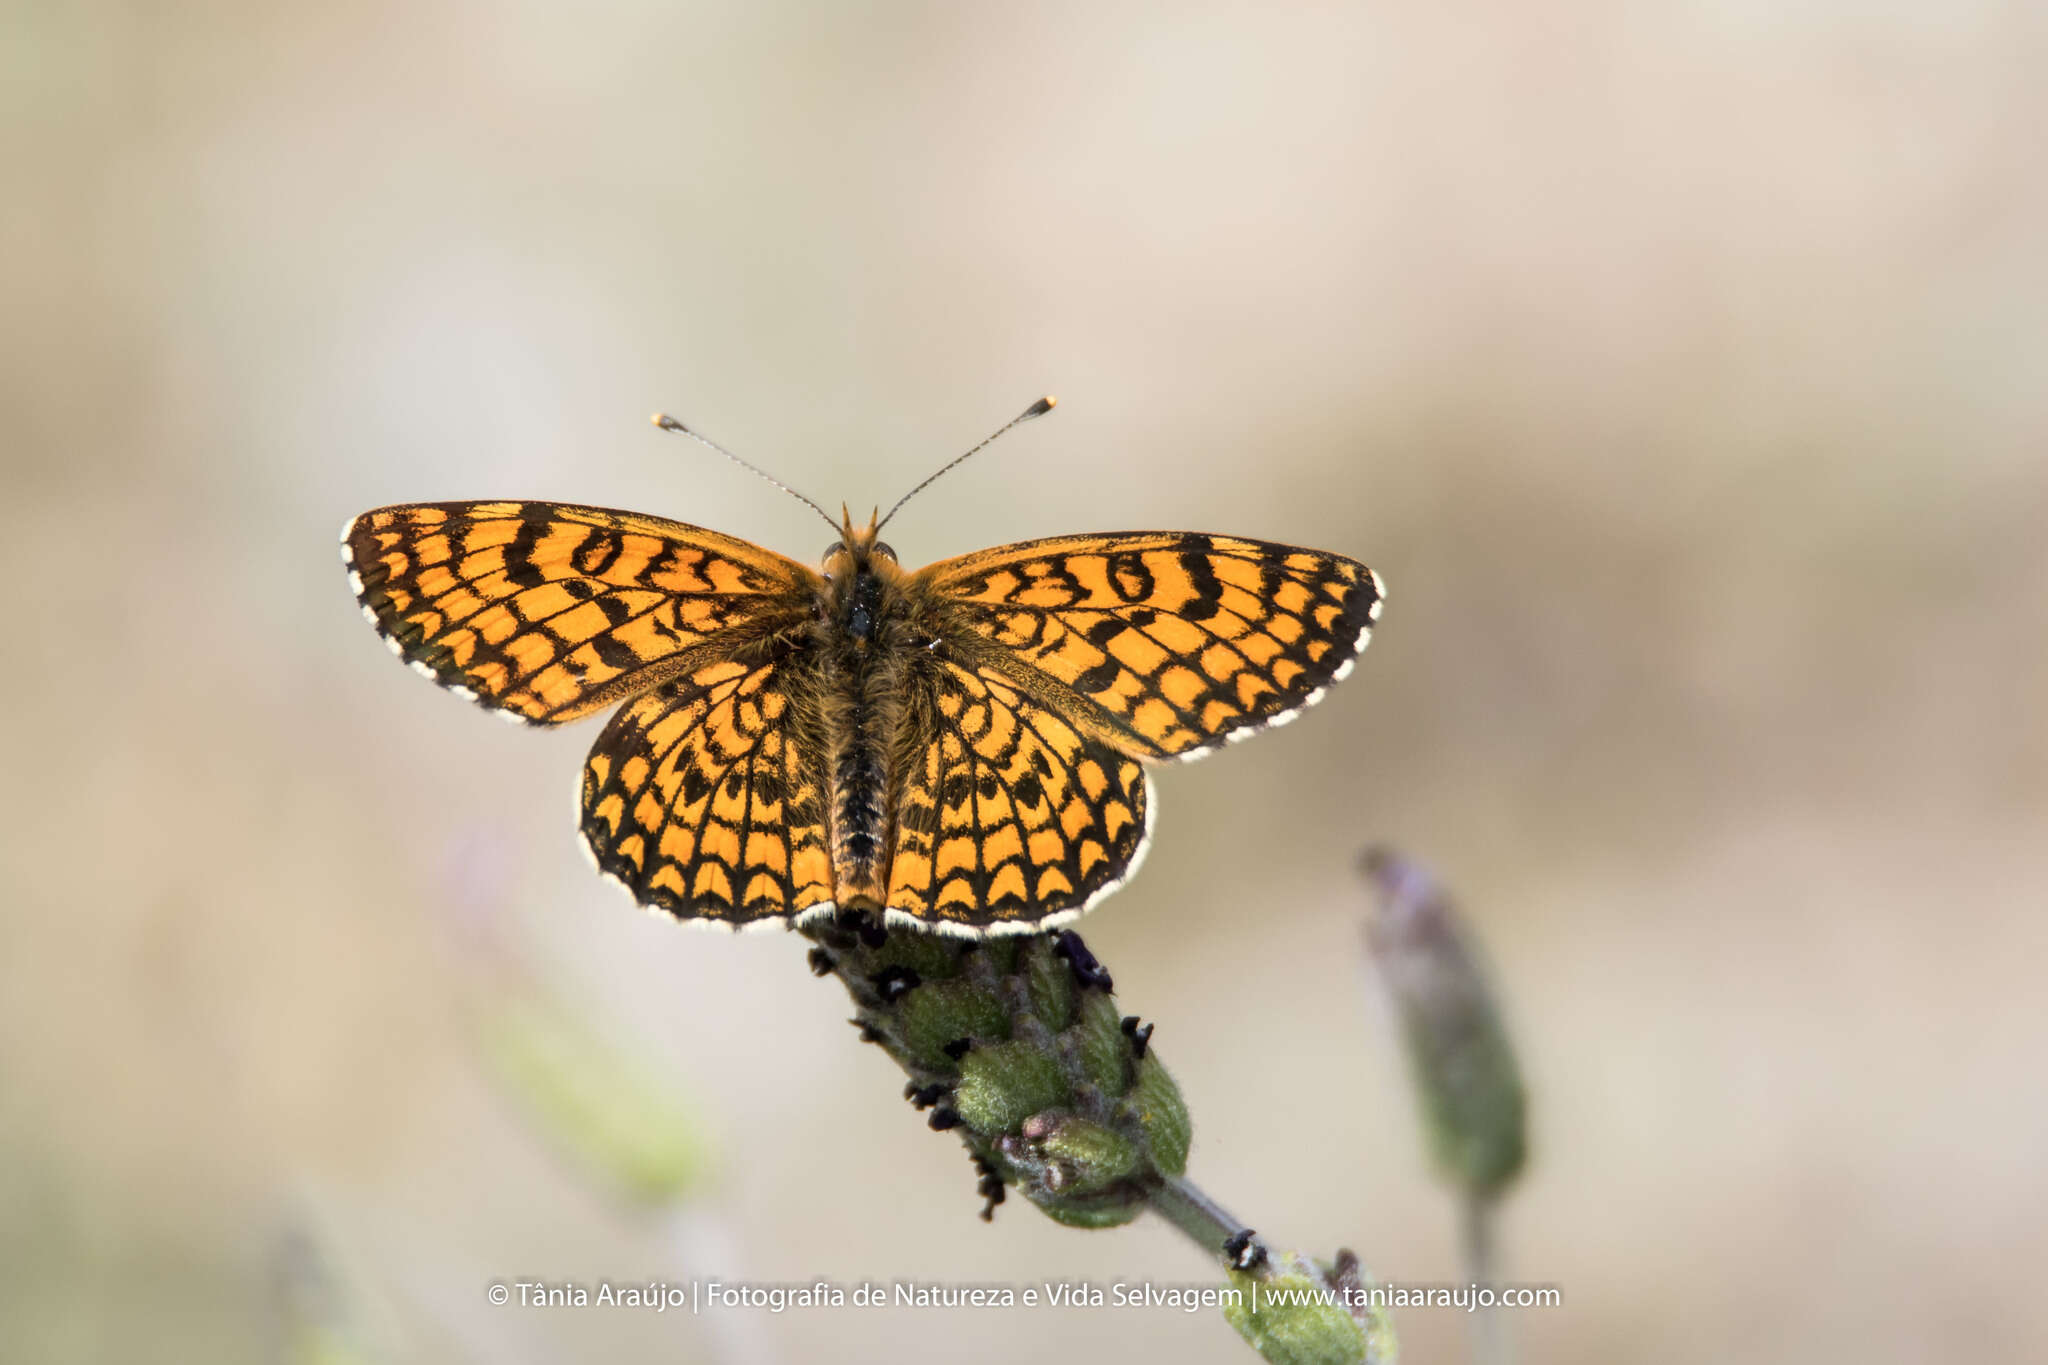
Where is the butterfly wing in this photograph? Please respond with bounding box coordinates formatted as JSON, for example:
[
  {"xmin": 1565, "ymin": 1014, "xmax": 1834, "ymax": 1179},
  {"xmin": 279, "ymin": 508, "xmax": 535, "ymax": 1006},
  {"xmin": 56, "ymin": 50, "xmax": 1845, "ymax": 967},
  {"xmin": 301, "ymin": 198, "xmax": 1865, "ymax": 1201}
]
[
  {"xmin": 916, "ymin": 532, "xmax": 1384, "ymax": 761},
  {"xmin": 579, "ymin": 653, "xmax": 836, "ymax": 926},
  {"xmin": 343, "ymin": 501, "xmax": 816, "ymax": 724},
  {"xmin": 885, "ymin": 656, "xmax": 1151, "ymax": 935}
]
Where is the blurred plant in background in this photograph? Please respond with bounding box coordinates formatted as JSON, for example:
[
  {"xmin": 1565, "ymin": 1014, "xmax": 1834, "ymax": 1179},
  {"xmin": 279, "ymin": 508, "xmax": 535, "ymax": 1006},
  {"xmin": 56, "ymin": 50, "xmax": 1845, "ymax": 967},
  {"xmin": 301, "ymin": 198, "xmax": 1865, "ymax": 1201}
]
[
  {"xmin": 270, "ymin": 1223, "xmax": 386, "ymax": 1365},
  {"xmin": 265, "ymin": 843, "xmax": 743, "ymax": 1365},
  {"xmin": 1362, "ymin": 848, "xmax": 1530, "ymax": 1365},
  {"xmin": 461, "ymin": 935, "xmax": 714, "ymax": 1211}
]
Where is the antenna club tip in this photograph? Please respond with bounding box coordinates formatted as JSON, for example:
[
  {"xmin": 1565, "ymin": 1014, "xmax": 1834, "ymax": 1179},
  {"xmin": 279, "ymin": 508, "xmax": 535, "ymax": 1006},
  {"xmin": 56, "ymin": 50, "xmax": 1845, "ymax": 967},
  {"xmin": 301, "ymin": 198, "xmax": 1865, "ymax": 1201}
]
[
  {"xmin": 1024, "ymin": 395, "xmax": 1057, "ymax": 419},
  {"xmin": 652, "ymin": 413, "xmax": 687, "ymax": 432}
]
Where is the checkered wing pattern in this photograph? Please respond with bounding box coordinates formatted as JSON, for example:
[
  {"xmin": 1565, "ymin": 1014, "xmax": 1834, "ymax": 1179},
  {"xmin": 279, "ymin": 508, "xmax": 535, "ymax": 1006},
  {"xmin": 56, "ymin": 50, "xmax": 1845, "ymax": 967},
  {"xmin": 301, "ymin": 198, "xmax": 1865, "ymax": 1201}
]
[
  {"xmin": 919, "ymin": 532, "xmax": 1384, "ymax": 760},
  {"xmin": 886, "ymin": 657, "xmax": 1150, "ymax": 932},
  {"xmin": 343, "ymin": 501, "xmax": 815, "ymax": 724},
  {"xmin": 578, "ymin": 655, "xmax": 835, "ymax": 925}
]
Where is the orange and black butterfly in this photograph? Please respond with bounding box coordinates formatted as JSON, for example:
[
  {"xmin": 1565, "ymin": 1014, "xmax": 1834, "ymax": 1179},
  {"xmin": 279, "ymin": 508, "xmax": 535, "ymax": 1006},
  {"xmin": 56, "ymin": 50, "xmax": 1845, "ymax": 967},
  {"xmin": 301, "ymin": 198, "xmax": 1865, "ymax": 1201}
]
[{"xmin": 342, "ymin": 399, "xmax": 1384, "ymax": 937}]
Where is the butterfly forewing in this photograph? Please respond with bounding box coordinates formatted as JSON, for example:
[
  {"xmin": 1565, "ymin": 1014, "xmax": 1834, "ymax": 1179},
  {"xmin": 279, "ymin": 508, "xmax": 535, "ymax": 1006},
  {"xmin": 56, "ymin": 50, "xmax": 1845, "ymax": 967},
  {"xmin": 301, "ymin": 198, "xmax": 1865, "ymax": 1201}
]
[
  {"xmin": 918, "ymin": 533, "xmax": 1384, "ymax": 760},
  {"xmin": 887, "ymin": 658, "xmax": 1151, "ymax": 934},
  {"xmin": 343, "ymin": 501, "xmax": 816, "ymax": 724}
]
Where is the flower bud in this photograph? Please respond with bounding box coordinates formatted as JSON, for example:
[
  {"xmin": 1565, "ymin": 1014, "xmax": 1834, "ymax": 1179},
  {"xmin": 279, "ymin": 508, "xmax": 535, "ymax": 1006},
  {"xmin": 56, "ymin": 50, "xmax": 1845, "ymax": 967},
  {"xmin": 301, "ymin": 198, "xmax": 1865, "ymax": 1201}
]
[
  {"xmin": 1223, "ymin": 1247, "xmax": 1397, "ymax": 1365},
  {"xmin": 805, "ymin": 918, "xmax": 1190, "ymax": 1229},
  {"xmin": 1360, "ymin": 848, "xmax": 1527, "ymax": 1199}
]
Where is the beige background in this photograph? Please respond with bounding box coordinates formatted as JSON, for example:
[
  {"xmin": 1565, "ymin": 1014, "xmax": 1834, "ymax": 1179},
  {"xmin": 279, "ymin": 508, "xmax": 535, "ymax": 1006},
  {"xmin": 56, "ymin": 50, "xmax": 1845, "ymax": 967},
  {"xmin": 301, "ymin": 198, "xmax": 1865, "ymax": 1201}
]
[{"xmin": 6, "ymin": 2, "xmax": 2046, "ymax": 1361}]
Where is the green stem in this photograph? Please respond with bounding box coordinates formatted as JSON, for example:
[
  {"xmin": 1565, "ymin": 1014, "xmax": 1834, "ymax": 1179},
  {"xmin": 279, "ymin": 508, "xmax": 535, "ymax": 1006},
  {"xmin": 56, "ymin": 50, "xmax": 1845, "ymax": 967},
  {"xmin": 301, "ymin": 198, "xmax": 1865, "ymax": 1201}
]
[
  {"xmin": 1460, "ymin": 1192, "xmax": 1507, "ymax": 1365},
  {"xmin": 1146, "ymin": 1174, "xmax": 1265, "ymax": 1272}
]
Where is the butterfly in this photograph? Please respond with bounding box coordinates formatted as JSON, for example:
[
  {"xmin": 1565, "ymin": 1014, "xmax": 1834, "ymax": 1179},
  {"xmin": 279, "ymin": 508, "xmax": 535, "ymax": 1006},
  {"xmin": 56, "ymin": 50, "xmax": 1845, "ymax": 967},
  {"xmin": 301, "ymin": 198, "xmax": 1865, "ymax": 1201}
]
[{"xmin": 341, "ymin": 399, "xmax": 1384, "ymax": 938}]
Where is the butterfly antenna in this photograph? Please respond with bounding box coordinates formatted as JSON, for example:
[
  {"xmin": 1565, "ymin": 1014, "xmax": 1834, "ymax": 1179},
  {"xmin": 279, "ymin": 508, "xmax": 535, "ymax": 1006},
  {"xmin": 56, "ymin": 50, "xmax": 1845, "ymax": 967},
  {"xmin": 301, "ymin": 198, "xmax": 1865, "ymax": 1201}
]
[
  {"xmin": 651, "ymin": 413, "xmax": 841, "ymax": 533},
  {"xmin": 875, "ymin": 396, "xmax": 1057, "ymax": 532}
]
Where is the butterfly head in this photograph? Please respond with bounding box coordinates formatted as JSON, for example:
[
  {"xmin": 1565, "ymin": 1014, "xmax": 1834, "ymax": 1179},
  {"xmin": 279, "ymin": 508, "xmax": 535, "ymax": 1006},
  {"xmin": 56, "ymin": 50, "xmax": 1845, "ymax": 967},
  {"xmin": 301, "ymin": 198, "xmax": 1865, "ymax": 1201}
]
[{"xmin": 820, "ymin": 503, "xmax": 898, "ymax": 581}]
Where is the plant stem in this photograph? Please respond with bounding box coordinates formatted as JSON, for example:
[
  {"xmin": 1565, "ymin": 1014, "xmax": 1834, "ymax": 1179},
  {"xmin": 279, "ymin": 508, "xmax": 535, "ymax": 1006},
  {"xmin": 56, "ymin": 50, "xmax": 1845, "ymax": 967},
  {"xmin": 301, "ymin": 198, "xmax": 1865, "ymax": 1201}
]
[
  {"xmin": 1145, "ymin": 1174, "xmax": 1263, "ymax": 1271},
  {"xmin": 1460, "ymin": 1192, "xmax": 1507, "ymax": 1365}
]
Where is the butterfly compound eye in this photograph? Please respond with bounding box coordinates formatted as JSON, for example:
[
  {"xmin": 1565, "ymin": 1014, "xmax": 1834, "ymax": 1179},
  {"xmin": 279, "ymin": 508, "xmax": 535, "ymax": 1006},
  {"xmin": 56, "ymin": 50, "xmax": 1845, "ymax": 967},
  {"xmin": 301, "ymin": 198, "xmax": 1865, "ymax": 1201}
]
[{"xmin": 872, "ymin": 542, "xmax": 897, "ymax": 563}]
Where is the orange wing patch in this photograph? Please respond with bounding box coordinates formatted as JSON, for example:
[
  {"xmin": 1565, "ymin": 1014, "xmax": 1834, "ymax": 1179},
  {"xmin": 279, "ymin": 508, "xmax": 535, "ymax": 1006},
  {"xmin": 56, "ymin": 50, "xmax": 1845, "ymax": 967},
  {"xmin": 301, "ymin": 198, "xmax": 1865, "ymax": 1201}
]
[
  {"xmin": 343, "ymin": 502, "xmax": 815, "ymax": 724},
  {"xmin": 887, "ymin": 658, "xmax": 1151, "ymax": 935},
  {"xmin": 922, "ymin": 532, "xmax": 1383, "ymax": 760},
  {"xmin": 579, "ymin": 657, "xmax": 834, "ymax": 926}
]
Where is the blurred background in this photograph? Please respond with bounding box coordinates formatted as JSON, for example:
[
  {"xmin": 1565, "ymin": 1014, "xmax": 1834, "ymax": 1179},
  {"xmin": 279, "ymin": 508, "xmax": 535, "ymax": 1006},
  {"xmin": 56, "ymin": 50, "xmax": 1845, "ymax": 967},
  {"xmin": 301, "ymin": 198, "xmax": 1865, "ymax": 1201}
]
[{"xmin": 6, "ymin": 2, "xmax": 2046, "ymax": 1361}]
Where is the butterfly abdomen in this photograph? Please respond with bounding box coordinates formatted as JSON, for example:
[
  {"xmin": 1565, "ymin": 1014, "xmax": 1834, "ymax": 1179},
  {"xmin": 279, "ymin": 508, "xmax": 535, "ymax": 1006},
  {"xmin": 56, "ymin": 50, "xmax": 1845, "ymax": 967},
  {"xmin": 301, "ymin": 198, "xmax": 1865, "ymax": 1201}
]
[{"xmin": 830, "ymin": 693, "xmax": 888, "ymax": 905}]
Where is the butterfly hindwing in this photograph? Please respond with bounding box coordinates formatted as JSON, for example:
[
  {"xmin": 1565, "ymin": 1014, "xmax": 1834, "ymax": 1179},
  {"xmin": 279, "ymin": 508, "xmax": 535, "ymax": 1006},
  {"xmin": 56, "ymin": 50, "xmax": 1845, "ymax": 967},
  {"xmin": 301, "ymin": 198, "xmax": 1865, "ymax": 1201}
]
[
  {"xmin": 343, "ymin": 501, "xmax": 815, "ymax": 724},
  {"xmin": 579, "ymin": 655, "xmax": 835, "ymax": 926},
  {"xmin": 919, "ymin": 532, "xmax": 1384, "ymax": 760},
  {"xmin": 886, "ymin": 656, "xmax": 1151, "ymax": 934}
]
